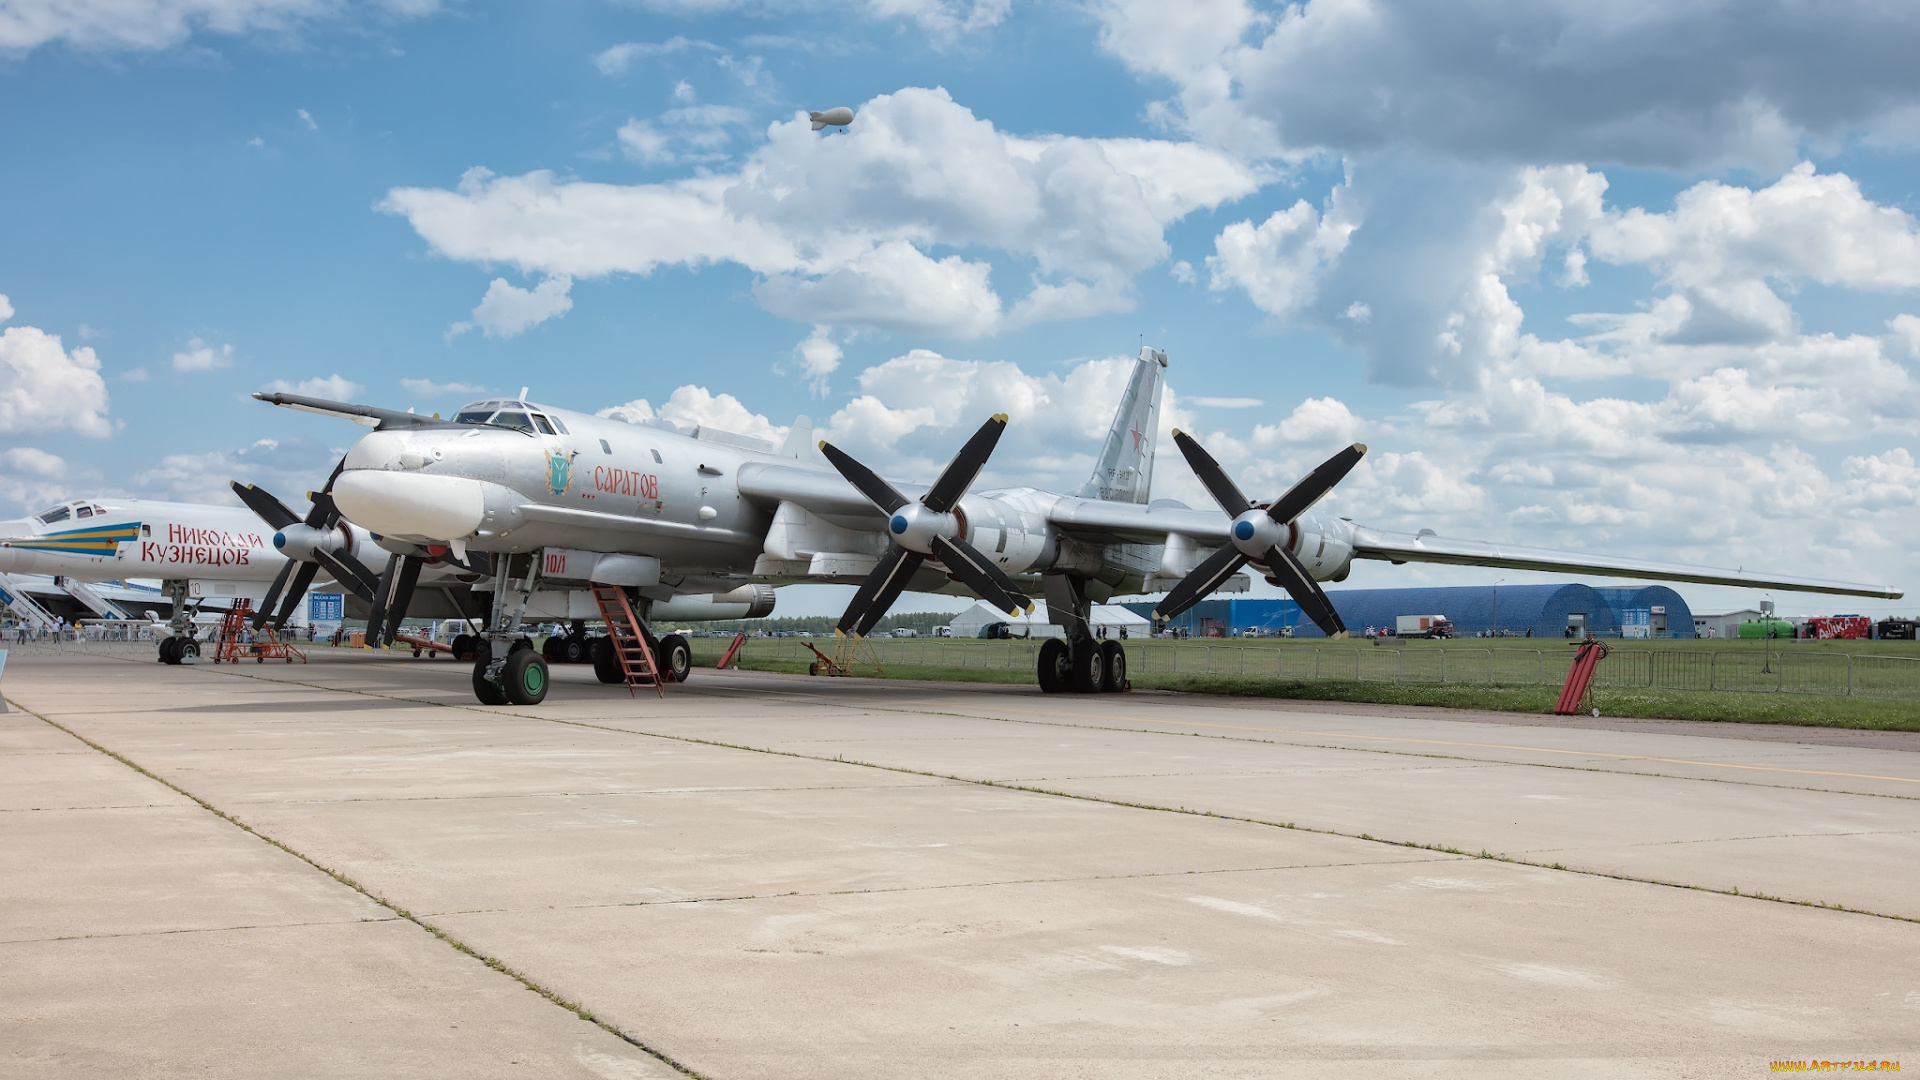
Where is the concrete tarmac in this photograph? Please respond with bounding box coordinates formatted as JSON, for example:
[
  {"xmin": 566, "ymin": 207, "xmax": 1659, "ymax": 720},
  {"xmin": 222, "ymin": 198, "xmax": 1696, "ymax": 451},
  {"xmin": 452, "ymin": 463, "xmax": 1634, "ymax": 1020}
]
[{"xmin": 3, "ymin": 644, "xmax": 1917, "ymax": 1078}]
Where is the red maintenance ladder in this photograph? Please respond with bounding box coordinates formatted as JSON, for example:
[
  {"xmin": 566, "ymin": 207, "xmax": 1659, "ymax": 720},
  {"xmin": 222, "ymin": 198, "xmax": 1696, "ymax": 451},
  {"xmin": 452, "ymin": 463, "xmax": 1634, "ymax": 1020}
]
[
  {"xmin": 1554, "ymin": 639, "xmax": 1611, "ymax": 716},
  {"xmin": 211, "ymin": 600, "xmax": 307, "ymax": 665},
  {"xmin": 589, "ymin": 584, "xmax": 665, "ymax": 697}
]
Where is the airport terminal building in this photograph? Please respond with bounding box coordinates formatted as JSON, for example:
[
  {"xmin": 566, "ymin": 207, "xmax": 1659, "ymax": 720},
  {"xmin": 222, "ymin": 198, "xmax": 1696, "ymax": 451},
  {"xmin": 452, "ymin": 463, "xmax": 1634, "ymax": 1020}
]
[{"xmin": 1122, "ymin": 584, "xmax": 1696, "ymax": 639}]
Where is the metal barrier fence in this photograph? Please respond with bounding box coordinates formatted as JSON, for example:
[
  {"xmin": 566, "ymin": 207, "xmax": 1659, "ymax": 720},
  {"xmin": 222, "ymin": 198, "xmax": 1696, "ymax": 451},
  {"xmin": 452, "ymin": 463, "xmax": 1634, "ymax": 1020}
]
[{"xmin": 692, "ymin": 637, "xmax": 1920, "ymax": 700}]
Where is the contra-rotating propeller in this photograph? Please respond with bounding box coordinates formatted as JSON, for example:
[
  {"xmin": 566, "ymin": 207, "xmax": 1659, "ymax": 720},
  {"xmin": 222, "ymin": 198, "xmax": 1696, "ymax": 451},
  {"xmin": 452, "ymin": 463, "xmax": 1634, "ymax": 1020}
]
[
  {"xmin": 231, "ymin": 459, "xmax": 383, "ymax": 632},
  {"xmin": 819, "ymin": 414, "xmax": 1034, "ymax": 637},
  {"xmin": 1153, "ymin": 433, "xmax": 1368, "ymax": 638}
]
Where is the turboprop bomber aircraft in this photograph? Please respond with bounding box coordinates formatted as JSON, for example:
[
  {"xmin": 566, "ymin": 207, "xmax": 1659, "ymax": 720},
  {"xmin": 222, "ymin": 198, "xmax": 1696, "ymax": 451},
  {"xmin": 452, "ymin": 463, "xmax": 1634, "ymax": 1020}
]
[{"xmin": 255, "ymin": 347, "xmax": 1901, "ymax": 707}]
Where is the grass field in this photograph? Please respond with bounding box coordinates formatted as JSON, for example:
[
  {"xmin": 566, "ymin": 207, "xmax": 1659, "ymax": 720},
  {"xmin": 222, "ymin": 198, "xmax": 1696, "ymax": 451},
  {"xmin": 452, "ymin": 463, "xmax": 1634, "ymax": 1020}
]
[{"xmin": 689, "ymin": 634, "xmax": 1920, "ymax": 732}]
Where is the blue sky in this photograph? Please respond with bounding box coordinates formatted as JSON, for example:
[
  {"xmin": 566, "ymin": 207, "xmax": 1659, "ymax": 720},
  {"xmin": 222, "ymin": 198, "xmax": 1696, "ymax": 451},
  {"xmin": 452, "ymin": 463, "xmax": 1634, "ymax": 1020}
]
[{"xmin": 4, "ymin": 0, "xmax": 1920, "ymax": 618}]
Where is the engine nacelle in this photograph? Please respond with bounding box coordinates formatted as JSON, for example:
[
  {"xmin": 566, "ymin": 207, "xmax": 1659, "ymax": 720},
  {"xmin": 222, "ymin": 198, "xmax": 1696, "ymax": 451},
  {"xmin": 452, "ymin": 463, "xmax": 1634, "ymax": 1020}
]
[
  {"xmin": 1287, "ymin": 511, "xmax": 1356, "ymax": 582},
  {"xmin": 951, "ymin": 491, "xmax": 1056, "ymax": 576},
  {"xmin": 274, "ymin": 523, "xmax": 355, "ymax": 564}
]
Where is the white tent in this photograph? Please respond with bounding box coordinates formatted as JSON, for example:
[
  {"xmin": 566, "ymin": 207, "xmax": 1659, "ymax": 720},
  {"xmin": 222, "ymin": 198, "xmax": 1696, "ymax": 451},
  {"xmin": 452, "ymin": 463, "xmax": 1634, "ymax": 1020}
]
[{"xmin": 946, "ymin": 600, "xmax": 1151, "ymax": 639}]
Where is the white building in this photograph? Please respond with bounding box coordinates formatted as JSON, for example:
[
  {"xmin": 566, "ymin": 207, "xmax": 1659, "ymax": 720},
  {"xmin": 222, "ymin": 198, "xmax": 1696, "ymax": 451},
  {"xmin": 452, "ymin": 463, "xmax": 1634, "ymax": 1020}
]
[{"xmin": 946, "ymin": 600, "xmax": 1150, "ymax": 639}]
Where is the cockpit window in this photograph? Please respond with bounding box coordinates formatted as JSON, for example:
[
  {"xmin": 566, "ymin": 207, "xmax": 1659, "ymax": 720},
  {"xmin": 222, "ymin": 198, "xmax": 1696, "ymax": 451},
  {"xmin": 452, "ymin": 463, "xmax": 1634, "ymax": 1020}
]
[
  {"xmin": 531, "ymin": 414, "xmax": 556, "ymax": 435},
  {"xmin": 548, "ymin": 416, "xmax": 568, "ymax": 435},
  {"xmin": 76, "ymin": 505, "xmax": 94, "ymax": 518},
  {"xmin": 454, "ymin": 409, "xmax": 494, "ymax": 424},
  {"xmin": 491, "ymin": 411, "xmax": 533, "ymax": 432},
  {"xmin": 37, "ymin": 505, "xmax": 70, "ymax": 524}
]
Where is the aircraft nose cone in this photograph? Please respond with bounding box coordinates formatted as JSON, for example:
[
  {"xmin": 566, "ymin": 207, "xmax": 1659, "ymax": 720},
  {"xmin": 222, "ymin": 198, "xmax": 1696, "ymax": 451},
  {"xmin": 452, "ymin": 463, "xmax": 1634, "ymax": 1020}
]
[{"xmin": 332, "ymin": 470, "xmax": 486, "ymax": 542}]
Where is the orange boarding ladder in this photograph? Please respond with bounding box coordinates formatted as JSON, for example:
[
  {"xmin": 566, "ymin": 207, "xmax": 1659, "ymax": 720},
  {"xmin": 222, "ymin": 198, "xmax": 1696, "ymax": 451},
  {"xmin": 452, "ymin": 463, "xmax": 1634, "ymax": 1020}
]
[{"xmin": 589, "ymin": 584, "xmax": 665, "ymax": 697}]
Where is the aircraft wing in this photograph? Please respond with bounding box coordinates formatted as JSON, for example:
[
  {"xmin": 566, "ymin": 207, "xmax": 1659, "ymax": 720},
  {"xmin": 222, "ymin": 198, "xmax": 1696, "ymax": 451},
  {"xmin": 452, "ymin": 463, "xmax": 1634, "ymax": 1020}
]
[
  {"xmin": 1349, "ymin": 524, "xmax": 1903, "ymax": 600},
  {"xmin": 1044, "ymin": 497, "xmax": 1229, "ymax": 546},
  {"xmin": 254, "ymin": 392, "xmax": 449, "ymax": 430}
]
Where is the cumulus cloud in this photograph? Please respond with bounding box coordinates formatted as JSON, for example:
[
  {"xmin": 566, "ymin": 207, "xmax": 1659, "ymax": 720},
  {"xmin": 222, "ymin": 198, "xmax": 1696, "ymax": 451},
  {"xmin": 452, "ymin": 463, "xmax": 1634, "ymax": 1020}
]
[
  {"xmin": 384, "ymin": 88, "xmax": 1263, "ymax": 339},
  {"xmin": 3, "ymin": 446, "xmax": 66, "ymax": 477},
  {"xmin": 132, "ymin": 435, "xmax": 341, "ymax": 506},
  {"xmin": 618, "ymin": 105, "xmax": 753, "ymax": 166},
  {"xmin": 792, "ymin": 326, "xmax": 842, "ymax": 395},
  {"xmin": 1097, "ymin": 0, "xmax": 1920, "ymax": 171},
  {"xmin": 0, "ymin": 298, "xmax": 111, "ymax": 437},
  {"xmin": 400, "ymin": 377, "xmax": 488, "ymax": 398},
  {"xmin": 597, "ymin": 385, "xmax": 793, "ymax": 444},
  {"xmin": 262, "ymin": 373, "xmax": 363, "ymax": 400},
  {"xmin": 0, "ymin": 0, "xmax": 442, "ymax": 53},
  {"xmin": 449, "ymin": 275, "xmax": 573, "ymax": 339},
  {"xmin": 171, "ymin": 337, "xmax": 232, "ymax": 372}
]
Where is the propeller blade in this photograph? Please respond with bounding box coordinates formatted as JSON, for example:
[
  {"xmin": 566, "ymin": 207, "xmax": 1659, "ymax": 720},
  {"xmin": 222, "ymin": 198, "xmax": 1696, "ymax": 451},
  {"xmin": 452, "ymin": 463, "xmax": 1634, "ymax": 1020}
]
[
  {"xmin": 363, "ymin": 557, "xmax": 400, "ymax": 645},
  {"xmin": 1266, "ymin": 443, "xmax": 1368, "ymax": 525},
  {"xmin": 378, "ymin": 556, "xmax": 424, "ymax": 646},
  {"xmin": 928, "ymin": 535, "xmax": 1027, "ymax": 615},
  {"xmin": 271, "ymin": 561, "xmax": 321, "ymax": 631},
  {"xmin": 1171, "ymin": 430, "xmax": 1252, "ymax": 516},
  {"xmin": 922, "ymin": 413, "xmax": 1008, "ymax": 513},
  {"xmin": 835, "ymin": 547, "xmax": 925, "ymax": 636},
  {"xmin": 230, "ymin": 481, "xmax": 302, "ymax": 531},
  {"xmin": 819, "ymin": 442, "xmax": 910, "ymax": 514},
  {"xmin": 313, "ymin": 547, "xmax": 380, "ymax": 602},
  {"xmin": 1261, "ymin": 545, "xmax": 1347, "ymax": 637},
  {"xmin": 1152, "ymin": 544, "xmax": 1250, "ymax": 622},
  {"xmin": 304, "ymin": 458, "xmax": 349, "ymax": 527},
  {"xmin": 253, "ymin": 561, "xmax": 296, "ymax": 630}
]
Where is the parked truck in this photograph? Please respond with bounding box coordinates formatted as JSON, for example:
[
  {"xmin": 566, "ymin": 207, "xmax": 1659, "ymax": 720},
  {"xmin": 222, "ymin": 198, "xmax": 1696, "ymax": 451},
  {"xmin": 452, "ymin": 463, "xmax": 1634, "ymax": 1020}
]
[{"xmin": 1395, "ymin": 615, "xmax": 1454, "ymax": 639}]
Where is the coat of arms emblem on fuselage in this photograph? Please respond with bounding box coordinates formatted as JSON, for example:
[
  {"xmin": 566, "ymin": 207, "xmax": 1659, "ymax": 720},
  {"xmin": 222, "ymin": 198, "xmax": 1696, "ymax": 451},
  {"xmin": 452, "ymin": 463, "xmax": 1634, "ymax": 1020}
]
[{"xmin": 546, "ymin": 449, "xmax": 575, "ymax": 496}]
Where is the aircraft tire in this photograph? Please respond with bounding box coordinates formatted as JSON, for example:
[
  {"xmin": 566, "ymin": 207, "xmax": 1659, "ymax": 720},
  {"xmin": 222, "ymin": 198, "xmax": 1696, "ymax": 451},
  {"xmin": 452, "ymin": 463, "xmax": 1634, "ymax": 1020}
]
[
  {"xmin": 1036, "ymin": 638, "xmax": 1070, "ymax": 693},
  {"xmin": 562, "ymin": 635, "xmax": 589, "ymax": 664},
  {"xmin": 178, "ymin": 639, "xmax": 200, "ymax": 663},
  {"xmin": 590, "ymin": 638, "xmax": 625, "ymax": 684},
  {"xmin": 502, "ymin": 649, "xmax": 549, "ymax": 706},
  {"xmin": 1100, "ymin": 640, "xmax": 1126, "ymax": 692},
  {"xmin": 658, "ymin": 634, "xmax": 691, "ymax": 684},
  {"xmin": 159, "ymin": 637, "xmax": 180, "ymax": 665},
  {"xmin": 471, "ymin": 659, "xmax": 509, "ymax": 705},
  {"xmin": 541, "ymin": 635, "xmax": 566, "ymax": 662},
  {"xmin": 1070, "ymin": 639, "xmax": 1106, "ymax": 694},
  {"xmin": 450, "ymin": 634, "xmax": 472, "ymax": 660}
]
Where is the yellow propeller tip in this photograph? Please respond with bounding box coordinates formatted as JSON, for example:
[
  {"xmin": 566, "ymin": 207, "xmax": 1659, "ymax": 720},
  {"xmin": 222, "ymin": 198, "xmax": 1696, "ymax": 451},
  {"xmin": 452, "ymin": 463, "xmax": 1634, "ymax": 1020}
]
[
  {"xmin": 1171, "ymin": 428, "xmax": 1186, "ymax": 438},
  {"xmin": 1353, "ymin": 442, "xmax": 1368, "ymax": 454},
  {"xmin": 817, "ymin": 440, "xmax": 829, "ymax": 450},
  {"xmin": 992, "ymin": 412, "xmax": 1008, "ymax": 423}
]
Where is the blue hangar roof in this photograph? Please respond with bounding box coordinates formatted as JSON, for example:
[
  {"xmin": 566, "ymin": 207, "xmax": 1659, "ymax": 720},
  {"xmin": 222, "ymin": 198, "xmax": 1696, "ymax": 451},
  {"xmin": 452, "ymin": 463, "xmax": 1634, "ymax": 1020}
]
[{"xmin": 1122, "ymin": 584, "xmax": 1696, "ymax": 639}]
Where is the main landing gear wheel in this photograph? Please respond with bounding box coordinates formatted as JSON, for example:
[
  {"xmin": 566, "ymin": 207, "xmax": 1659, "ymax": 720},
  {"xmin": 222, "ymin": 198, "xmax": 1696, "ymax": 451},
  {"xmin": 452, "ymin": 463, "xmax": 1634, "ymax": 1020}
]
[
  {"xmin": 502, "ymin": 649, "xmax": 549, "ymax": 706},
  {"xmin": 1072, "ymin": 639, "xmax": 1107, "ymax": 694},
  {"xmin": 590, "ymin": 638, "xmax": 625, "ymax": 684},
  {"xmin": 1036, "ymin": 638, "xmax": 1071, "ymax": 693},
  {"xmin": 657, "ymin": 634, "xmax": 692, "ymax": 684},
  {"xmin": 177, "ymin": 639, "xmax": 200, "ymax": 663},
  {"xmin": 1100, "ymin": 640, "xmax": 1127, "ymax": 692},
  {"xmin": 542, "ymin": 635, "xmax": 567, "ymax": 663},
  {"xmin": 158, "ymin": 637, "xmax": 179, "ymax": 664},
  {"xmin": 563, "ymin": 635, "xmax": 589, "ymax": 664},
  {"xmin": 471, "ymin": 658, "xmax": 509, "ymax": 705}
]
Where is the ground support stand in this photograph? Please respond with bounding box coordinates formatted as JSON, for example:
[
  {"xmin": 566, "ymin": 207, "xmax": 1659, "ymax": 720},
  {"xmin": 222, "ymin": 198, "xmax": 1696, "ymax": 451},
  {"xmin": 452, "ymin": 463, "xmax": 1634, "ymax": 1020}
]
[
  {"xmin": 210, "ymin": 600, "xmax": 307, "ymax": 664},
  {"xmin": 1554, "ymin": 640, "xmax": 1611, "ymax": 716},
  {"xmin": 806, "ymin": 634, "xmax": 883, "ymax": 677}
]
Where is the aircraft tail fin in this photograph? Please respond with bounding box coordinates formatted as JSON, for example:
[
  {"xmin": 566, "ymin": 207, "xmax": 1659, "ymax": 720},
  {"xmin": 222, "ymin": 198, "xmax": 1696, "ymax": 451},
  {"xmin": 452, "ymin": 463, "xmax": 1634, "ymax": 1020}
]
[
  {"xmin": 1077, "ymin": 347, "xmax": 1167, "ymax": 504},
  {"xmin": 778, "ymin": 415, "xmax": 815, "ymax": 459}
]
